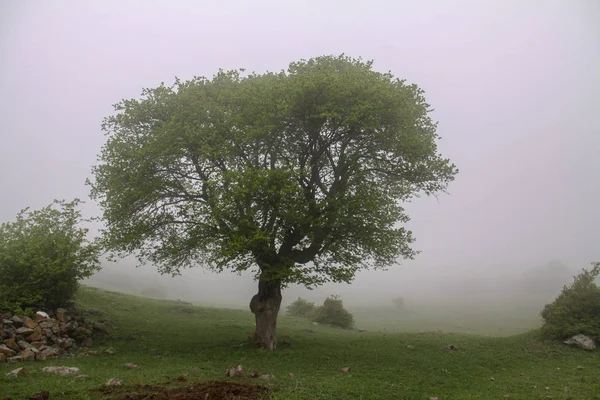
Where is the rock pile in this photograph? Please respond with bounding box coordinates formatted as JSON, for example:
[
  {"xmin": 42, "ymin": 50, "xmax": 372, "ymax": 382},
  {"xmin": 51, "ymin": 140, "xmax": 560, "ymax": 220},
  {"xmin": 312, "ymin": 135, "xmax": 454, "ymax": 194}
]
[{"xmin": 0, "ymin": 307, "xmax": 105, "ymax": 362}]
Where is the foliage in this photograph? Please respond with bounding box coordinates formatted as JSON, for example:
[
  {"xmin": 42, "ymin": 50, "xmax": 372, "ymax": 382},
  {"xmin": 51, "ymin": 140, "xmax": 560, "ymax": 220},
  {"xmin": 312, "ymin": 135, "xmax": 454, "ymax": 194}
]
[
  {"xmin": 0, "ymin": 199, "xmax": 101, "ymax": 313},
  {"xmin": 286, "ymin": 297, "xmax": 317, "ymax": 317},
  {"xmin": 312, "ymin": 295, "xmax": 354, "ymax": 329},
  {"xmin": 540, "ymin": 262, "xmax": 600, "ymax": 341},
  {"xmin": 89, "ymin": 54, "xmax": 457, "ymax": 288}
]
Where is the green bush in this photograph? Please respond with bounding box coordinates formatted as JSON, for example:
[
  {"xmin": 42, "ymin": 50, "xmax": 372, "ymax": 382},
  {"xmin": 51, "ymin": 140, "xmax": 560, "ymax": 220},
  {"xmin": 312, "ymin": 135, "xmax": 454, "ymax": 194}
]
[
  {"xmin": 286, "ymin": 297, "xmax": 316, "ymax": 317},
  {"xmin": 312, "ymin": 295, "xmax": 354, "ymax": 329},
  {"xmin": 540, "ymin": 262, "xmax": 600, "ymax": 341},
  {"xmin": 0, "ymin": 199, "xmax": 101, "ymax": 313}
]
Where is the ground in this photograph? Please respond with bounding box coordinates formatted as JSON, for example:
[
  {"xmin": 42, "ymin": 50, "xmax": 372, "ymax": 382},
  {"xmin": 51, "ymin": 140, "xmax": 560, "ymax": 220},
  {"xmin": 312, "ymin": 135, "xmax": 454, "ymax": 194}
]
[{"xmin": 1, "ymin": 286, "xmax": 599, "ymax": 399}]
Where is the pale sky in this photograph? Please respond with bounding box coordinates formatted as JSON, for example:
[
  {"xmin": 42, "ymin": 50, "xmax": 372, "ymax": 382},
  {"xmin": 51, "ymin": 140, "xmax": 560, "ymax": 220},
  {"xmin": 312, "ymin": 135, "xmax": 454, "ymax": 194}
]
[{"xmin": 1, "ymin": 0, "xmax": 599, "ymax": 303}]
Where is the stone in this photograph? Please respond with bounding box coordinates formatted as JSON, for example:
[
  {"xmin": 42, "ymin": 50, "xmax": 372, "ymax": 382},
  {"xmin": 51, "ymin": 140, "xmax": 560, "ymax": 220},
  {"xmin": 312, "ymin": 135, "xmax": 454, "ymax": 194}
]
[
  {"xmin": 41, "ymin": 347, "xmax": 59, "ymax": 358},
  {"xmin": 124, "ymin": 363, "xmax": 138, "ymax": 369},
  {"xmin": 90, "ymin": 322, "xmax": 106, "ymax": 331},
  {"xmin": 258, "ymin": 374, "xmax": 275, "ymax": 381},
  {"xmin": 3, "ymin": 319, "xmax": 14, "ymax": 325},
  {"xmin": 0, "ymin": 353, "xmax": 6, "ymax": 362},
  {"xmin": 3, "ymin": 338, "xmax": 19, "ymax": 352},
  {"xmin": 23, "ymin": 317, "xmax": 38, "ymax": 330},
  {"xmin": 341, "ymin": 367, "xmax": 351, "ymax": 373},
  {"xmin": 41, "ymin": 366, "xmax": 80, "ymax": 375},
  {"xmin": 75, "ymin": 374, "xmax": 89, "ymax": 380},
  {"xmin": 21, "ymin": 347, "xmax": 36, "ymax": 361},
  {"xmin": 226, "ymin": 365, "xmax": 244, "ymax": 377},
  {"xmin": 10, "ymin": 316, "xmax": 24, "ymax": 327},
  {"xmin": 27, "ymin": 391, "xmax": 49, "ymax": 400},
  {"xmin": 250, "ymin": 370, "xmax": 260, "ymax": 378},
  {"xmin": 105, "ymin": 378, "xmax": 123, "ymax": 386},
  {"xmin": 56, "ymin": 308, "xmax": 68, "ymax": 322},
  {"xmin": 446, "ymin": 344, "xmax": 458, "ymax": 350},
  {"xmin": 6, "ymin": 367, "xmax": 27, "ymax": 377},
  {"xmin": 18, "ymin": 340, "xmax": 33, "ymax": 350},
  {"xmin": 16, "ymin": 327, "xmax": 34, "ymax": 336},
  {"xmin": 8, "ymin": 356, "xmax": 23, "ymax": 362},
  {"xmin": 564, "ymin": 334, "xmax": 596, "ymax": 351},
  {"xmin": 0, "ymin": 344, "xmax": 16, "ymax": 357},
  {"xmin": 35, "ymin": 311, "xmax": 49, "ymax": 320},
  {"xmin": 104, "ymin": 347, "xmax": 116, "ymax": 355}
]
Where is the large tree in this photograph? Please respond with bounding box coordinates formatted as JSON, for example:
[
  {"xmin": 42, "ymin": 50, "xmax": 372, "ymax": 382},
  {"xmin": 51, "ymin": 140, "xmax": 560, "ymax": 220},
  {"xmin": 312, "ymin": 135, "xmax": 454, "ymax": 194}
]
[{"xmin": 89, "ymin": 55, "xmax": 458, "ymax": 349}]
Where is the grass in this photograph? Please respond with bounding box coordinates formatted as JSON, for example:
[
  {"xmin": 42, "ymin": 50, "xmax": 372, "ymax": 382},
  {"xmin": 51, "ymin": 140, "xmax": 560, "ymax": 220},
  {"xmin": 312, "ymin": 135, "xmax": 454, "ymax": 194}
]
[{"xmin": 1, "ymin": 286, "xmax": 599, "ymax": 399}]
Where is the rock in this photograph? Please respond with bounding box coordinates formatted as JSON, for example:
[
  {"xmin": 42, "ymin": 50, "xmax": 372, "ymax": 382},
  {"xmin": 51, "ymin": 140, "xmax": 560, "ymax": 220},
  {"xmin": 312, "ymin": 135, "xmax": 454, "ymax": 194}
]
[
  {"xmin": 288, "ymin": 373, "xmax": 294, "ymax": 377},
  {"xmin": 3, "ymin": 338, "xmax": 19, "ymax": 351},
  {"xmin": 3, "ymin": 319, "xmax": 14, "ymax": 325},
  {"xmin": 21, "ymin": 347, "xmax": 37, "ymax": 361},
  {"xmin": 41, "ymin": 366, "xmax": 80, "ymax": 375},
  {"xmin": 446, "ymin": 344, "xmax": 458, "ymax": 350},
  {"xmin": 250, "ymin": 370, "xmax": 260, "ymax": 378},
  {"xmin": 564, "ymin": 334, "xmax": 596, "ymax": 351},
  {"xmin": 8, "ymin": 356, "xmax": 23, "ymax": 362},
  {"xmin": 75, "ymin": 374, "xmax": 89, "ymax": 380},
  {"xmin": 105, "ymin": 378, "xmax": 123, "ymax": 386},
  {"xmin": 56, "ymin": 308, "xmax": 68, "ymax": 322},
  {"xmin": 258, "ymin": 374, "xmax": 275, "ymax": 381},
  {"xmin": 10, "ymin": 316, "xmax": 24, "ymax": 327},
  {"xmin": 430, "ymin": 398, "xmax": 440, "ymax": 400},
  {"xmin": 312, "ymin": 322, "xmax": 318, "ymax": 326},
  {"xmin": 576, "ymin": 365, "xmax": 584, "ymax": 370},
  {"xmin": 26, "ymin": 391, "xmax": 49, "ymax": 400},
  {"xmin": 41, "ymin": 348, "xmax": 59, "ymax": 358},
  {"xmin": 0, "ymin": 344, "xmax": 17, "ymax": 357},
  {"xmin": 281, "ymin": 336, "xmax": 291, "ymax": 345},
  {"xmin": 124, "ymin": 363, "xmax": 138, "ymax": 369},
  {"xmin": 341, "ymin": 367, "xmax": 351, "ymax": 373},
  {"xmin": 35, "ymin": 311, "xmax": 49, "ymax": 319},
  {"xmin": 18, "ymin": 340, "xmax": 33, "ymax": 350},
  {"xmin": 23, "ymin": 317, "xmax": 38, "ymax": 330},
  {"xmin": 16, "ymin": 327, "xmax": 35, "ymax": 335},
  {"xmin": 6, "ymin": 367, "xmax": 27, "ymax": 377},
  {"xmin": 226, "ymin": 365, "xmax": 244, "ymax": 377},
  {"xmin": 0, "ymin": 353, "xmax": 6, "ymax": 362},
  {"xmin": 28, "ymin": 332, "xmax": 43, "ymax": 342},
  {"xmin": 104, "ymin": 347, "xmax": 116, "ymax": 355},
  {"xmin": 406, "ymin": 344, "xmax": 415, "ymax": 349},
  {"xmin": 489, "ymin": 377, "xmax": 496, "ymax": 381}
]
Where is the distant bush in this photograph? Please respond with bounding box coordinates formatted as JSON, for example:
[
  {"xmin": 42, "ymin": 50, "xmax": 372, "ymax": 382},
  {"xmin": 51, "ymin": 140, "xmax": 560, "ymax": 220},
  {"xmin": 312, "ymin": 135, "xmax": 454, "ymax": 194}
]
[
  {"xmin": 312, "ymin": 295, "xmax": 354, "ymax": 329},
  {"xmin": 392, "ymin": 296, "xmax": 405, "ymax": 309},
  {"xmin": 540, "ymin": 262, "xmax": 600, "ymax": 341},
  {"xmin": 0, "ymin": 200, "xmax": 101, "ymax": 314},
  {"xmin": 286, "ymin": 297, "xmax": 316, "ymax": 317}
]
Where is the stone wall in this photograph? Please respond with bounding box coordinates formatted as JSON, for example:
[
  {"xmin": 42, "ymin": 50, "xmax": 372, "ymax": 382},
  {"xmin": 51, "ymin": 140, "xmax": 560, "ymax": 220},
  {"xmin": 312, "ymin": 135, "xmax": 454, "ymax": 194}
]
[{"xmin": 0, "ymin": 307, "xmax": 105, "ymax": 362}]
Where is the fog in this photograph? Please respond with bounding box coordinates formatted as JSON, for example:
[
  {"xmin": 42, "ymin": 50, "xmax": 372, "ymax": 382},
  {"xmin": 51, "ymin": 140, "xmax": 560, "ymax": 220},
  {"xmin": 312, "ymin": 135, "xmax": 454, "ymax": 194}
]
[{"xmin": 1, "ymin": 1, "xmax": 599, "ymax": 325}]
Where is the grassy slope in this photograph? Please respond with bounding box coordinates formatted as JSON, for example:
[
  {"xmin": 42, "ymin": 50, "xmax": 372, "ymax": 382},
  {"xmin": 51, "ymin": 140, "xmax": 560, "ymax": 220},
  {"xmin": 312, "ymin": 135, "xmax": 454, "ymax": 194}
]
[{"xmin": 1, "ymin": 286, "xmax": 598, "ymax": 400}]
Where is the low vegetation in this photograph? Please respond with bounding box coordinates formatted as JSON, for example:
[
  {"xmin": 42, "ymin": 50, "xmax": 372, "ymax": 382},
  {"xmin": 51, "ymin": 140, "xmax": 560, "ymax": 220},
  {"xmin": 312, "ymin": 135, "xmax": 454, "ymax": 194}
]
[
  {"xmin": 0, "ymin": 200, "xmax": 100, "ymax": 315},
  {"xmin": 2, "ymin": 286, "xmax": 598, "ymax": 400},
  {"xmin": 541, "ymin": 262, "xmax": 600, "ymax": 341}
]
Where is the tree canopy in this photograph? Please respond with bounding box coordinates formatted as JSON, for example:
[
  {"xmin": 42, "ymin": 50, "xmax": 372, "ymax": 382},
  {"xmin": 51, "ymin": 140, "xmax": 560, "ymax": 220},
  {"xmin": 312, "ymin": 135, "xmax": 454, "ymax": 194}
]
[{"xmin": 90, "ymin": 55, "xmax": 457, "ymax": 288}]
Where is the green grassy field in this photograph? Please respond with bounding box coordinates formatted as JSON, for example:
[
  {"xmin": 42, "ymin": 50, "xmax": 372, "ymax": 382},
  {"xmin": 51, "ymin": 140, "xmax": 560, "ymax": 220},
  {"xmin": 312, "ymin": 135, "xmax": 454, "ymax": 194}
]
[{"xmin": 1, "ymin": 286, "xmax": 598, "ymax": 399}]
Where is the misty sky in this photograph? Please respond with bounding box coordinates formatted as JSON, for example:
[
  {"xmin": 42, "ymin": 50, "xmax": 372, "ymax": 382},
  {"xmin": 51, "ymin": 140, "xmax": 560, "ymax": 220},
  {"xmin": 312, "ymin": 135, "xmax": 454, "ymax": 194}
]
[{"xmin": 1, "ymin": 0, "xmax": 599, "ymax": 300}]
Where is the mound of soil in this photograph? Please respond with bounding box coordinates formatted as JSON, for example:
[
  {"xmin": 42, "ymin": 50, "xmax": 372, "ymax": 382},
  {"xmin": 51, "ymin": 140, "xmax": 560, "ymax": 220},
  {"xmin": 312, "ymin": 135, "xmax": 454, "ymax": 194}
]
[{"xmin": 117, "ymin": 381, "xmax": 271, "ymax": 400}]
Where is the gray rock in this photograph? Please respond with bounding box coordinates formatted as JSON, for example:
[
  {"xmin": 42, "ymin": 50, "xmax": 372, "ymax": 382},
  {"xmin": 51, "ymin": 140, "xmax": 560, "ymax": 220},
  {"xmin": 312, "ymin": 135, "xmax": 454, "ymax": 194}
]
[
  {"xmin": 105, "ymin": 378, "xmax": 123, "ymax": 386},
  {"xmin": 41, "ymin": 366, "xmax": 80, "ymax": 375},
  {"xmin": 564, "ymin": 334, "xmax": 596, "ymax": 351},
  {"xmin": 5, "ymin": 367, "xmax": 27, "ymax": 377},
  {"xmin": 258, "ymin": 374, "xmax": 276, "ymax": 381}
]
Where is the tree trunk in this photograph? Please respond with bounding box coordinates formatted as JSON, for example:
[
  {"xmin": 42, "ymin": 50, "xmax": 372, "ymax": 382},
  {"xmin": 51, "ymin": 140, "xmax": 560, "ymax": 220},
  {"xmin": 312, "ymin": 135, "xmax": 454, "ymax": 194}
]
[{"xmin": 249, "ymin": 278, "xmax": 282, "ymax": 350}]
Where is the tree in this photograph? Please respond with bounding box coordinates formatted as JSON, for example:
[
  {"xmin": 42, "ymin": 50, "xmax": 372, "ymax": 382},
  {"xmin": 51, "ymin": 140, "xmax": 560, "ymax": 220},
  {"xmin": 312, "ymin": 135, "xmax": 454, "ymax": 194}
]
[
  {"xmin": 540, "ymin": 262, "xmax": 600, "ymax": 341},
  {"xmin": 0, "ymin": 199, "xmax": 101, "ymax": 313},
  {"xmin": 89, "ymin": 55, "xmax": 458, "ymax": 349}
]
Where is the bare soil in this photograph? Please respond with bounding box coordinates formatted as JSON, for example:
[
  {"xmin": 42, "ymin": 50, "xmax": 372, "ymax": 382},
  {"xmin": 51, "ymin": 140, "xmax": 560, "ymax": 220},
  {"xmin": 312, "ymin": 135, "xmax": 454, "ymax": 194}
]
[{"xmin": 113, "ymin": 381, "xmax": 271, "ymax": 400}]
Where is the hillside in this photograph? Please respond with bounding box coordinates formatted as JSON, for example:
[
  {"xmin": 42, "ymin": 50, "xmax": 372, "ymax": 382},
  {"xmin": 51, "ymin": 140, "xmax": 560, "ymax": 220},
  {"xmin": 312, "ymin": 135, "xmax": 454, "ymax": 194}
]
[{"xmin": 2, "ymin": 286, "xmax": 598, "ymax": 399}]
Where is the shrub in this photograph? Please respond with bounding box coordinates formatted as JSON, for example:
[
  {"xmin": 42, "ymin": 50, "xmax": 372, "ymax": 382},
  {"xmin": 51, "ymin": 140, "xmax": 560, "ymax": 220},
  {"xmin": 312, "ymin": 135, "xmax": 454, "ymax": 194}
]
[
  {"xmin": 286, "ymin": 297, "xmax": 316, "ymax": 317},
  {"xmin": 0, "ymin": 199, "xmax": 101, "ymax": 313},
  {"xmin": 312, "ymin": 295, "xmax": 354, "ymax": 329},
  {"xmin": 392, "ymin": 296, "xmax": 405, "ymax": 309},
  {"xmin": 540, "ymin": 262, "xmax": 600, "ymax": 341}
]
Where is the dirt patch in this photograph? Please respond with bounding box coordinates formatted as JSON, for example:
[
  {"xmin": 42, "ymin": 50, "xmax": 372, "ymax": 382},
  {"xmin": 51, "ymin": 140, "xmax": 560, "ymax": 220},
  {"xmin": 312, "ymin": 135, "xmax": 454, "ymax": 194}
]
[{"xmin": 115, "ymin": 381, "xmax": 271, "ymax": 400}]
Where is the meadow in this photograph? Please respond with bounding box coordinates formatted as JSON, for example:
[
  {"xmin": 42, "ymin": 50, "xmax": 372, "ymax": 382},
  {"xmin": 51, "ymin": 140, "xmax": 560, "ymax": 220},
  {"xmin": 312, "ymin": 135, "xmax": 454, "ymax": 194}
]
[{"xmin": 1, "ymin": 286, "xmax": 598, "ymax": 399}]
